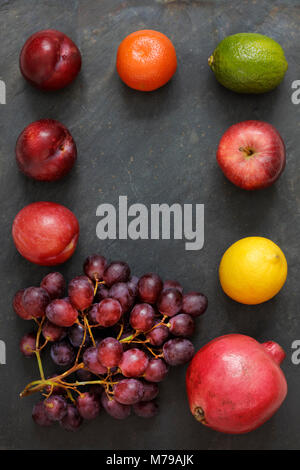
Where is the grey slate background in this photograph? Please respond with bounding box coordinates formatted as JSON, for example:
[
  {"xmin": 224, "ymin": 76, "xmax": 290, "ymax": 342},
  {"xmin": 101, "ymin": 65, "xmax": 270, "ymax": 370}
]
[{"xmin": 0, "ymin": 0, "xmax": 299, "ymax": 450}]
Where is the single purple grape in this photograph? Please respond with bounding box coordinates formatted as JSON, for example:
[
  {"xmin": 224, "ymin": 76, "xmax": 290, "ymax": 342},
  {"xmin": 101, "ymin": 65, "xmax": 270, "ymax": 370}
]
[
  {"xmin": 50, "ymin": 340, "xmax": 75, "ymax": 367},
  {"xmin": 157, "ymin": 288, "xmax": 182, "ymax": 317},
  {"xmin": 133, "ymin": 400, "xmax": 158, "ymax": 418},
  {"xmin": 19, "ymin": 332, "xmax": 36, "ymax": 357},
  {"xmin": 138, "ymin": 273, "xmax": 163, "ymax": 304},
  {"xmin": 76, "ymin": 392, "xmax": 101, "ymax": 420},
  {"xmin": 146, "ymin": 321, "xmax": 169, "ymax": 346},
  {"xmin": 23, "ymin": 286, "xmax": 50, "ymax": 319},
  {"xmin": 144, "ymin": 358, "xmax": 168, "ymax": 382},
  {"xmin": 83, "ymin": 347, "xmax": 108, "ymax": 375},
  {"xmin": 76, "ymin": 368, "xmax": 94, "ymax": 381},
  {"xmin": 114, "ymin": 378, "xmax": 144, "ymax": 405},
  {"xmin": 109, "ymin": 282, "xmax": 134, "ymax": 313},
  {"xmin": 103, "ymin": 261, "xmax": 131, "ymax": 287},
  {"xmin": 44, "ymin": 395, "xmax": 67, "ymax": 421},
  {"xmin": 42, "ymin": 319, "xmax": 66, "ymax": 342},
  {"xmin": 88, "ymin": 303, "xmax": 99, "ymax": 324},
  {"xmin": 97, "ymin": 337, "xmax": 123, "ymax": 368},
  {"xmin": 41, "ymin": 272, "xmax": 66, "ymax": 299},
  {"xmin": 140, "ymin": 381, "xmax": 159, "ymax": 402},
  {"xmin": 32, "ymin": 401, "xmax": 53, "ymax": 427},
  {"xmin": 182, "ymin": 292, "xmax": 208, "ymax": 317},
  {"xmin": 163, "ymin": 338, "xmax": 195, "ymax": 366},
  {"xmin": 169, "ymin": 313, "xmax": 195, "ymax": 337},
  {"xmin": 68, "ymin": 323, "xmax": 90, "ymax": 348},
  {"xmin": 60, "ymin": 404, "xmax": 83, "ymax": 431},
  {"xmin": 101, "ymin": 393, "xmax": 131, "ymax": 420},
  {"xmin": 68, "ymin": 275, "xmax": 94, "ymax": 311},
  {"xmin": 95, "ymin": 284, "xmax": 109, "ymax": 302},
  {"xmin": 130, "ymin": 303, "xmax": 155, "ymax": 332},
  {"xmin": 163, "ymin": 279, "xmax": 183, "ymax": 294},
  {"xmin": 127, "ymin": 276, "xmax": 139, "ymax": 297},
  {"xmin": 13, "ymin": 289, "xmax": 32, "ymax": 320},
  {"xmin": 83, "ymin": 254, "xmax": 107, "ymax": 281}
]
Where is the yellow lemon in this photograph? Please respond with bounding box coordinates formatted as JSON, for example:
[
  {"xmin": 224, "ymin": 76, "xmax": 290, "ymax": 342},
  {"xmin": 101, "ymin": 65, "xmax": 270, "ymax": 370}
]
[{"xmin": 219, "ymin": 237, "xmax": 287, "ymax": 305}]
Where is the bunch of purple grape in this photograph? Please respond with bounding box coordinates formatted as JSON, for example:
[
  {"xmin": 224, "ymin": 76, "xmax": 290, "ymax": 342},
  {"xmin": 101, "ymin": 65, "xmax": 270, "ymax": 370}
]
[{"xmin": 14, "ymin": 254, "xmax": 207, "ymax": 431}]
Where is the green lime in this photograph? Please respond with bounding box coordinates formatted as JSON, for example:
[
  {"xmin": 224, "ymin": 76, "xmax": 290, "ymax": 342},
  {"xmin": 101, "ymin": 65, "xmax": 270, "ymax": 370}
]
[{"xmin": 208, "ymin": 33, "xmax": 288, "ymax": 94}]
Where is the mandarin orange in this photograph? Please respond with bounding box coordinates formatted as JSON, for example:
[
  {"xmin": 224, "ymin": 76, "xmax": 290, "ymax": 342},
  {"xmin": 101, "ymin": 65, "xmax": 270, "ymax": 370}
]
[{"xmin": 116, "ymin": 30, "xmax": 177, "ymax": 91}]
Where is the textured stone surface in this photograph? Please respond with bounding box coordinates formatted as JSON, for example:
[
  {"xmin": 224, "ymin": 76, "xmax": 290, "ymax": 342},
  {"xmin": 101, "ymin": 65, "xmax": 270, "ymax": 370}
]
[{"xmin": 0, "ymin": 0, "xmax": 299, "ymax": 450}]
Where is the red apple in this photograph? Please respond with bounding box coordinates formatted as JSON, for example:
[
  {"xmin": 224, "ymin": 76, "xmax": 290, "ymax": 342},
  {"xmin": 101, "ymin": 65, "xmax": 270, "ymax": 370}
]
[
  {"xmin": 16, "ymin": 119, "xmax": 77, "ymax": 181},
  {"xmin": 12, "ymin": 202, "xmax": 79, "ymax": 266},
  {"xmin": 20, "ymin": 29, "xmax": 81, "ymax": 90},
  {"xmin": 217, "ymin": 120, "xmax": 286, "ymax": 190}
]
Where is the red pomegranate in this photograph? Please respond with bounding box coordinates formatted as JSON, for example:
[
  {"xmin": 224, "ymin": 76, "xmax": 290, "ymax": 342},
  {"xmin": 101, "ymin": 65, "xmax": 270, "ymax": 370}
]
[{"xmin": 186, "ymin": 334, "xmax": 287, "ymax": 434}]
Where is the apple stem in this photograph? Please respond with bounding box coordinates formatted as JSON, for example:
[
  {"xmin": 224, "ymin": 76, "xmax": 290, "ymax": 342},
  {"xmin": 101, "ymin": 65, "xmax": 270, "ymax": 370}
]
[{"xmin": 239, "ymin": 146, "xmax": 254, "ymax": 158}]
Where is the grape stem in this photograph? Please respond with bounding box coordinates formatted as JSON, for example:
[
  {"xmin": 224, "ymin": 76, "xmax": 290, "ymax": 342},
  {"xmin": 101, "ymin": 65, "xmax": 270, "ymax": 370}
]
[
  {"xmin": 20, "ymin": 362, "xmax": 85, "ymax": 397},
  {"xmin": 84, "ymin": 314, "xmax": 96, "ymax": 347},
  {"xmin": 75, "ymin": 317, "xmax": 88, "ymax": 363},
  {"xmin": 20, "ymin": 279, "xmax": 169, "ymax": 402},
  {"xmin": 34, "ymin": 317, "xmax": 45, "ymax": 380}
]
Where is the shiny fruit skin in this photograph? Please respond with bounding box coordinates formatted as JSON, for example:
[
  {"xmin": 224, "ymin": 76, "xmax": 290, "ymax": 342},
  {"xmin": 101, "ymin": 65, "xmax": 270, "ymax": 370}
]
[
  {"xmin": 20, "ymin": 29, "xmax": 81, "ymax": 90},
  {"xmin": 42, "ymin": 319, "xmax": 66, "ymax": 342},
  {"xmin": 103, "ymin": 261, "xmax": 130, "ymax": 287},
  {"xmin": 40, "ymin": 272, "xmax": 66, "ymax": 299},
  {"xmin": 44, "ymin": 395, "xmax": 67, "ymax": 421},
  {"xmin": 50, "ymin": 340, "xmax": 75, "ymax": 367},
  {"xmin": 157, "ymin": 288, "xmax": 182, "ymax": 317},
  {"xmin": 169, "ymin": 313, "xmax": 195, "ymax": 337},
  {"xmin": 186, "ymin": 334, "xmax": 287, "ymax": 434},
  {"xmin": 68, "ymin": 275, "xmax": 94, "ymax": 311},
  {"xmin": 13, "ymin": 289, "xmax": 32, "ymax": 320},
  {"xmin": 119, "ymin": 348, "xmax": 149, "ymax": 377},
  {"xmin": 138, "ymin": 273, "xmax": 163, "ymax": 303},
  {"xmin": 219, "ymin": 236, "xmax": 287, "ymax": 304},
  {"xmin": 217, "ymin": 120, "xmax": 286, "ymax": 190},
  {"xmin": 144, "ymin": 358, "xmax": 168, "ymax": 383},
  {"xmin": 76, "ymin": 392, "xmax": 101, "ymax": 420},
  {"xmin": 109, "ymin": 282, "xmax": 134, "ymax": 313},
  {"xmin": 182, "ymin": 292, "xmax": 208, "ymax": 317},
  {"xmin": 146, "ymin": 322, "xmax": 169, "ymax": 346},
  {"xmin": 97, "ymin": 337, "xmax": 123, "ymax": 369},
  {"xmin": 133, "ymin": 400, "xmax": 158, "ymax": 418},
  {"xmin": 22, "ymin": 286, "xmax": 50, "ymax": 319},
  {"xmin": 163, "ymin": 338, "xmax": 195, "ymax": 366},
  {"xmin": 83, "ymin": 254, "xmax": 107, "ymax": 281},
  {"xmin": 19, "ymin": 332, "xmax": 36, "ymax": 357},
  {"xmin": 16, "ymin": 119, "xmax": 77, "ymax": 182},
  {"xmin": 32, "ymin": 401, "xmax": 53, "ymax": 427},
  {"xmin": 130, "ymin": 303, "xmax": 155, "ymax": 332},
  {"xmin": 12, "ymin": 202, "xmax": 79, "ymax": 266},
  {"xmin": 101, "ymin": 394, "xmax": 131, "ymax": 420},
  {"xmin": 114, "ymin": 378, "xmax": 144, "ymax": 405},
  {"xmin": 95, "ymin": 298, "xmax": 122, "ymax": 327},
  {"xmin": 83, "ymin": 347, "xmax": 108, "ymax": 375},
  {"xmin": 46, "ymin": 298, "xmax": 78, "ymax": 327},
  {"xmin": 141, "ymin": 381, "xmax": 159, "ymax": 402},
  {"xmin": 116, "ymin": 30, "xmax": 177, "ymax": 91},
  {"xmin": 163, "ymin": 280, "xmax": 183, "ymax": 294},
  {"xmin": 60, "ymin": 404, "xmax": 82, "ymax": 431}
]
